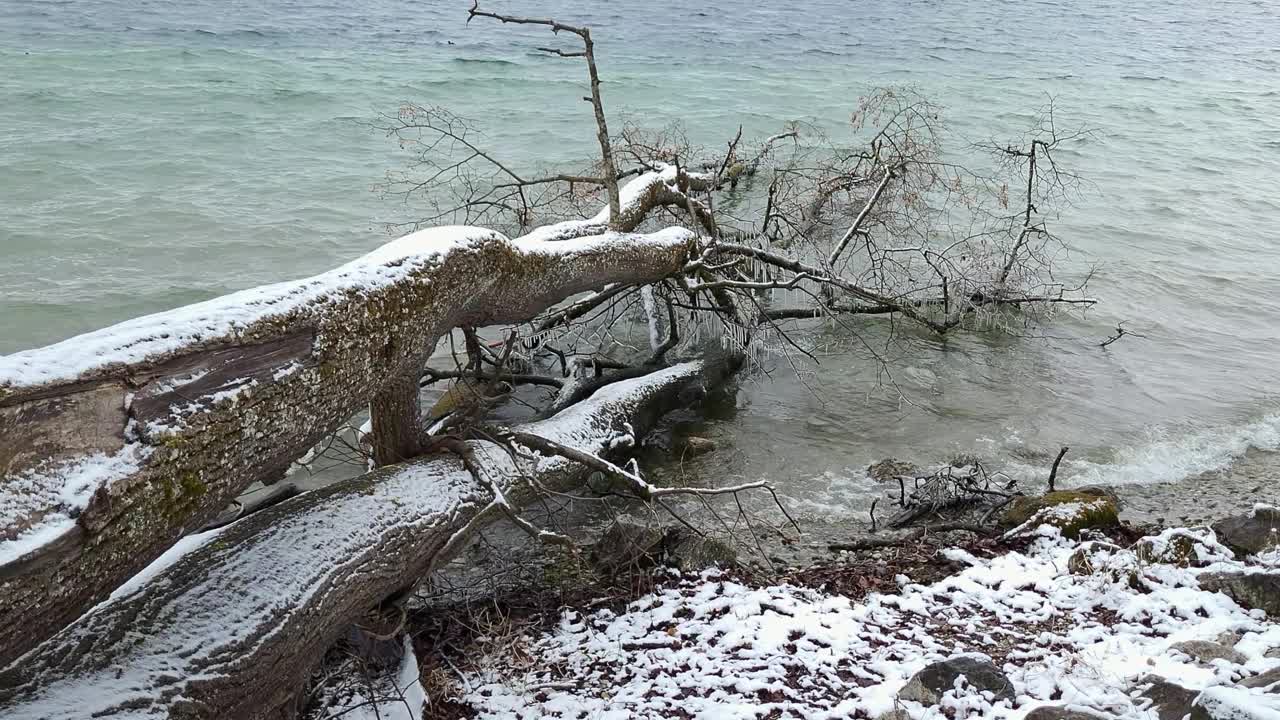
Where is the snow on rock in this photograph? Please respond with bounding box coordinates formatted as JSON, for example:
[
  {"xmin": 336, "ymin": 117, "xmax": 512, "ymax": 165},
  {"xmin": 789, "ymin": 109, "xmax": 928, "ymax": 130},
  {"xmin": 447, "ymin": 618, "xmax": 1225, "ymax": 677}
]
[{"xmin": 462, "ymin": 531, "xmax": 1280, "ymax": 719}]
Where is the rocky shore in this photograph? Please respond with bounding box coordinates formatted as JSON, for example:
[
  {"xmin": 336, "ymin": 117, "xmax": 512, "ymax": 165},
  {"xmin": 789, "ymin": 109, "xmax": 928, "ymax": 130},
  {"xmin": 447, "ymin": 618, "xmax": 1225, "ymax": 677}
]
[{"xmin": 309, "ymin": 489, "xmax": 1279, "ymax": 720}]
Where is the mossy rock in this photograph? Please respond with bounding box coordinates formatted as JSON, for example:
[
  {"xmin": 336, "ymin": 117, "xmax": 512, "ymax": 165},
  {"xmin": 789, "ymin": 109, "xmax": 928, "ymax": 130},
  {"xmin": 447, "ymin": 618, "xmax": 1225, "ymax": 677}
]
[
  {"xmin": 1003, "ymin": 491, "xmax": 1120, "ymax": 539},
  {"xmin": 1132, "ymin": 528, "xmax": 1231, "ymax": 568},
  {"xmin": 1135, "ymin": 533, "xmax": 1201, "ymax": 567},
  {"xmin": 1003, "ymin": 491, "xmax": 1120, "ymax": 527}
]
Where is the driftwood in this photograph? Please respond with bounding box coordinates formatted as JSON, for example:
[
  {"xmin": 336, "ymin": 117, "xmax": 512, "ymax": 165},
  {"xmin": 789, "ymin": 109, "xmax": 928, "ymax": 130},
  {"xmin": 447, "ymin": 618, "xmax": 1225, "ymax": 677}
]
[
  {"xmin": 0, "ymin": 225, "xmax": 696, "ymax": 667},
  {"xmin": 0, "ymin": 359, "xmax": 735, "ymax": 719}
]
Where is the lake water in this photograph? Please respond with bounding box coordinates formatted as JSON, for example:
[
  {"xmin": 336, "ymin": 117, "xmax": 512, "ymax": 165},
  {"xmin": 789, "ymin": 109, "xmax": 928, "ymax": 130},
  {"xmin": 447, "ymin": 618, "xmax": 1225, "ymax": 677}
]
[{"xmin": 2, "ymin": 0, "xmax": 1278, "ymax": 521}]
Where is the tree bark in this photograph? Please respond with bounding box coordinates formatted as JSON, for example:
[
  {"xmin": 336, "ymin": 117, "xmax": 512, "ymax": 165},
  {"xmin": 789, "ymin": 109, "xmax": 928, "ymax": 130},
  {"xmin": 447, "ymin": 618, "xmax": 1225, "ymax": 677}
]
[
  {"xmin": 0, "ymin": 359, "xmax": 737, "ymax": 719},
  {"xmin": 369, "ymin": 365, "xmax": 428, "ymax": 466},
  {"xmin": 0, "ymin": 226, "xmax": 697, "ymax": 668}
]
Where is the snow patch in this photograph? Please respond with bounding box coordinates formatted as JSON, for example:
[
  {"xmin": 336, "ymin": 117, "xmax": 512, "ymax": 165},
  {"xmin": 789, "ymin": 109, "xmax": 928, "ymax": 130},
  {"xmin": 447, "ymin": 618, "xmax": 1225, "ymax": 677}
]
[
  {"xmin": 0, "ymin": 444, "xmax": 151, "ymax": 567},
  {"xmin": 462, "ymin": 529, "xmax": 1280, "ymax": 719}
]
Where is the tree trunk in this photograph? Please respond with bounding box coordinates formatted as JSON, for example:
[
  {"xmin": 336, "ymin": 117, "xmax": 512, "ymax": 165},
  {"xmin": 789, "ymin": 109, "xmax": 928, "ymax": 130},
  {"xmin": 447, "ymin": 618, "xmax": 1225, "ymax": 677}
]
[
  {"xmin": 0, "ymin": 359, "xmax": 736, "ymax": 719},
  {"xmin": 369, "ymin": 365, "xmax": 428, "ymax": 466},
  {"xmin": 0, "ymin": 225, "xmax": 697, "ymax": 668}
]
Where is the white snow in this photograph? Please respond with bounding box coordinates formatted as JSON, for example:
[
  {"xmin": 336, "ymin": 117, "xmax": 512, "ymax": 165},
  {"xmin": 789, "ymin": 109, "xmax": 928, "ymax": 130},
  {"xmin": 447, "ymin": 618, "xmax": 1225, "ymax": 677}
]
[
  {"xmin": 0, "ymin": 444, "xmax": 151, "ymax": 567},
  {"xmin": 332, "ymin": 636, "xmax": 427, "ymax": 720},
  {"xmin": 516, "ymin": 164, "xmax": 696, "ymax": 243},
  {"xmin": 462, "ymin": 529, "xmax": 1280, "ymax": 719}
]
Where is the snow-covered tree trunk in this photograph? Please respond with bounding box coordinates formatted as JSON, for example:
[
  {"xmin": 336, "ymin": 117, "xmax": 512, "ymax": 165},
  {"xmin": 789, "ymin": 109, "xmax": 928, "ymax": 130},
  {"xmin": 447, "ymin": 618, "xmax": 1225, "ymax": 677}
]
[
  {"xmin": 0, "ymin": 225, "xmax": 696, "ymax": 668},
  {"xmin": 0, "ymin": 360, "xmax": 735, "ymax": 719}
]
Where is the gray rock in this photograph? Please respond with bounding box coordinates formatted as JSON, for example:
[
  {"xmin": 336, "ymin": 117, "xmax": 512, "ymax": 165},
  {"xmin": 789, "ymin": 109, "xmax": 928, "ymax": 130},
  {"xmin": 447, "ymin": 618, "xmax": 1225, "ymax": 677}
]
[
  {"xmin": 1191, "ymin": 685, "xmax": 1280, "ymax": 719},
  {"xmin": 874, "ymin": 711, "xmax": 911, "ymax": 720},
  {"xmin": 673, "ymin": 435, "xmax": 718, "ymax": 458},
  {"xmin": 1136, "ymin": 675, "xmax": 1199, "ymax": 720},
  {"xmin": 665, "ymin": 531, "xmax": 737, "ymax": 571},
  {"xmin": 1267, "ymin": 647, "xmax": 1280, "ymax": 659},
  {"xmin": 590, "ymin": 521, "xmax": 665, "ymax": 572},
  {"xmin": 1134, "ymin": 528, "xmax": 1225, "ymax": 568},
  {"xmin": 1241, "ymin": 667, "xmax": 1280, "ymax": 692},
  {"xmin": 1074, "ymin": 485, "xmax": 1124, "ymax": 510},
  {"xmin": 1216, "ymin": 630, "xmax": 1244, "ymax": 647},
  {"xmin": 897, "ymin": 656, "xmax": 1014, "ymax": 706},
  {"xmin": 1024, "ymin": 707, "xmax": 1108, "ymax": 720},
  {"xmin": 1211, "ymin": 506, "xmax": 1280, "ymax": 558},
  {"xmin": 868, "ymin": 458, "xmax": 917, "ymax": 483},
  {"xmin": 1170, "ymin": 640, "xmax": 1249, "ymax": 666},
  {"xmin": 1199, "ymin": 571, "xmax": 1280, "ymax": 617}
]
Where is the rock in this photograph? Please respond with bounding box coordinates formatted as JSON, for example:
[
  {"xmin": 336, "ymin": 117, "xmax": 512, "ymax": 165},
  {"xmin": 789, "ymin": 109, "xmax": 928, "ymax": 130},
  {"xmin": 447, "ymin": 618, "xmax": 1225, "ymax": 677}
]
[
  {"xmin": 1170, "ymin": 640, "xmax": 1249, "ymax": 666},
  {"xmin": 869, "ymin": 458, "xmax": 917, "ymax": 483},
  {"xmin": 1212, "ymin": 505, "xmax": 1280, "ymax": 558},
  {"xmin": 1136, "ymin": 675, "xmax": 1199, "ymax": 720},
  {"xmin": 1267, "ymin": 647, "xmax": 1280, "ymax": 660},
  {"xmin": 1199, "ymin": 571, "xmax": 1280, "ymax": 617},
  {"xmin": 1072, "ymin": 484, "xmax": 1123, "ymax": 508},
  {"xmin": 874, "ymin": 711, "xmax": 911, "ymax": 720},
  {"xmin": 665, "ymin": 531, "xmax": 737, "ymax": 571},
  {"xmin": 897, "ymin": 656, "xmax": 1014, "ymax": 706},
  {"xmin": 1191, "ymin": 685, "xmax": 1280, "ymax": 719},
  {"xmin": 590, "ymin": 521, "xmax": 665, "ymax": 572},
  {"xmin": 1067, "ymin": 541, "xmax": 1126, "ymax": 575},
  {"xmin": 673, "ymin": 435, "xmax": 718, "ymax": 458},
  {"xmin": 1241, "ymin": 667, "xmax": 1280, "ymax": 692},
  {"xmin": 1024, "ymin": 707, "xmax": 1108, "ymax": 720},
  {"xmin": 1067, "ymin": 541, "xmax": 1144, "ymax": 588},
  {"xmin": 1134, "ymin": 527, "xmax": 1233, "ymax": 568},
  {"xmin": 1002, "ymin": 491, "xmax": 1121, "ymax": 539},
  {"xmin": 1216, "ymin": 630, "xmax": 1244, "ymax": 647}
]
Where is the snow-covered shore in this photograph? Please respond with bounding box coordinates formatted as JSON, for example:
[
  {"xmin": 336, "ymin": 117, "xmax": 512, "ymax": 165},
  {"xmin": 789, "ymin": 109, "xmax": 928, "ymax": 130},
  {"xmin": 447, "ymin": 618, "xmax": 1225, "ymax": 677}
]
[{"xmin": 442, "ymin": 520, "xmax": 1280, "ymax": 720}]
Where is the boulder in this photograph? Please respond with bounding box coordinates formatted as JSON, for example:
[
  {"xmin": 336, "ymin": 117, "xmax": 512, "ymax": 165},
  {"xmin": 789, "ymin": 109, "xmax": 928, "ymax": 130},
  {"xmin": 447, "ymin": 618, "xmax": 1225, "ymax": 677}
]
[
  {"xmin": 1134, "ymin": 528, "xmax": 1234, "ymax": 568},
  {"xmin": 665, "ymin": 531, "xmax": 737, "ymax": 571},
  {"xmin": 869, "ymin": 458, "xmax": 918, "ymax": 483},
  {"xmin": 1024, "ymin": 707, "xmax": 1108, "ymax": 720},
  {"xmin": 1240, "ymin": 667, "xmax": 1280, "ymax": 692},
  {"xmin": 590, "ymin": 521, "xmax": 666, "ymax": 572},
  {"xmin": 1199, "ymin": 571, "xmax": 1280, "ymax": 618},
  {"xmin": 874, "ymin": 710, "xmax": 911, "ymax": 720},
  {"xmin": 1136, "ymin": 676, "xmax": 1199, "ymax": 720},
  {"xmin": 1072, "ymin": 485, "xmax": 1124, "ymax": 509},
  {"xmin": 1002, "ymin": 491, "xmax": 1120, "ymax": 540},
  {"xmin": 674, "ymin": 435, "xmax": 718, "ymax": 458},
  {"xmin": 1067, "ymin": 541, "xmax": 1143, "ymax": 588},
  {"xmin": 1191, "ymin": 685, "xmax": 1280, "ymax": 719},
  {"xmin": 1170, "ymin": 640, "xmax": 1249, "ymax": 666},
  {"xmin": 1211, "ymin": 505, "xmax": 1280, "ymax": 558},
  {"xmin": 897, "ymin": 656, "xmax": 1014, "ymax": 706}
]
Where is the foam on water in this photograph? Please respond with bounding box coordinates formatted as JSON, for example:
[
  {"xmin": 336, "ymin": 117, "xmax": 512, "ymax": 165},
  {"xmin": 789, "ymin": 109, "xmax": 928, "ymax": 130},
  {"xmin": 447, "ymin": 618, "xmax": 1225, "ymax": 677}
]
[{"xmin": 1061, "ymin": 413, "xmax": 1280, "ymax": 489}]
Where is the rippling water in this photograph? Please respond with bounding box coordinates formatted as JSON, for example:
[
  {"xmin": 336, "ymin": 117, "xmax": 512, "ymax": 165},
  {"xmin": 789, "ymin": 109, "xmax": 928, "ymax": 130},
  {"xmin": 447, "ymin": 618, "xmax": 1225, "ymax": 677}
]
[{"xmin": 2, "ymin": 0, "xmax": 1278, "ymax": 516}]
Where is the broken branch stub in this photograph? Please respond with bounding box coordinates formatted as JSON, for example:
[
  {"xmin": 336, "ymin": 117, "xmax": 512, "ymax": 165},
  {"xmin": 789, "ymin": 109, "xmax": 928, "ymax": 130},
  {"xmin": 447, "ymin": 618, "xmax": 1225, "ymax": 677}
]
[{"xmin": 0, "ymin": 225, "xmax": 697, "ymax": 667}]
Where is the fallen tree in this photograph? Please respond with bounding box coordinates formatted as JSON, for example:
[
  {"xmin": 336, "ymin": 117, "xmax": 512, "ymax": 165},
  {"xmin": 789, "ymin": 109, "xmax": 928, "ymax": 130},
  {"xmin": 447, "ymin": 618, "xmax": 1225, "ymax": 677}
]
[
  {"xmin": 0, "ymin": 360, "xmax": 737, "ymax": 718},
  {"xmin": 0, "ymin": 225, "xmax": 697, "ymax": 667},
  {"xmin": 0, "ymin": 3, "xmax": 1098, "ymax": 714}
]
